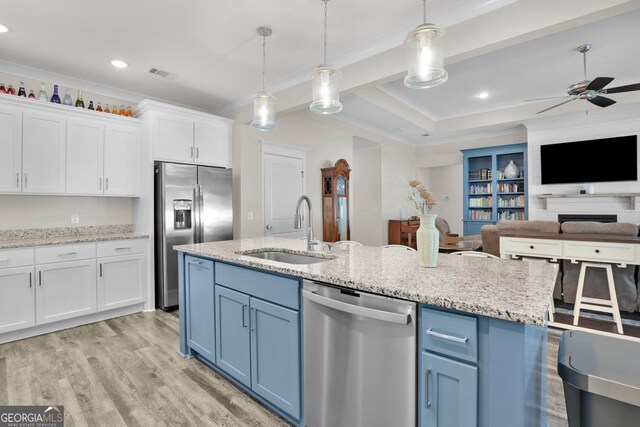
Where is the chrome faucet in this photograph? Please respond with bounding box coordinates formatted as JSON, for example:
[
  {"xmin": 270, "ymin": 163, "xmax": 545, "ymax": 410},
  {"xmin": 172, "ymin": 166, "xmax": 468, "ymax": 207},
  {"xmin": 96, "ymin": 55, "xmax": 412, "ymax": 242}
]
[{"xmin": 294, "ymin": 195, "xmax": 319, "ymax": 251}]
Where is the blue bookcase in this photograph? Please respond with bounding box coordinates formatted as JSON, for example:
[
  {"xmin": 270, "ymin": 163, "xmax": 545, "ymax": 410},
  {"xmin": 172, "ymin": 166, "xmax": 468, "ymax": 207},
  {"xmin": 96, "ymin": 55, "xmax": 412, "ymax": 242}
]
[{"xmin": 462, "ymin": 143, "xmax": 528, "ymax": 236}]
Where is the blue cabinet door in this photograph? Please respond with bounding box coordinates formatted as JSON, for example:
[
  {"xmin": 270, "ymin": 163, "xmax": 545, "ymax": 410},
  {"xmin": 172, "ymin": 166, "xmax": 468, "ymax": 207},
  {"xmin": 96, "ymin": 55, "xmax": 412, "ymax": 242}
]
[
  {"xmin": 215, "ymin": 285, "xmax": 251, "ymax": 387},
  {"xmin": 422, "ymin": 351, "xmax": 478, "ymax": 427},
  {"xmin": 250, "ymin": 297, "xmax": 300, "ymax": 420},
  {"xmin": 186, "ymin": 256, "xmax": 215, "ymax": 363}
]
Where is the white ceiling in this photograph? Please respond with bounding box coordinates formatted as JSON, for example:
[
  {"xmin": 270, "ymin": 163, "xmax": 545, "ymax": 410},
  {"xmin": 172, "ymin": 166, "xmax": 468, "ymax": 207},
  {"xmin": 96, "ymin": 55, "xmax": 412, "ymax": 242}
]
[
  {"xmin": 2, "ymin": 0, "xmax": 639, "ymax": 147},
  {"xmin": 0, "ymin": 0, "xmax": 517, "ymax": 112}
]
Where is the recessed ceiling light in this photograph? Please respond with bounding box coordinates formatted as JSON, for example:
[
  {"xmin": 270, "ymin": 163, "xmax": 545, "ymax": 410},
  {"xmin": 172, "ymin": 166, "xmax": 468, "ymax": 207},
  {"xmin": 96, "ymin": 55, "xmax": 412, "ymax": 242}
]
[
  {"xmin": 110, "ymin": 59, "xmax": 128, "ymax": 69},
  {"xmin": 476, "ymin": 91, "xmax": 489, "ymax": 99},
  {"xmin": 0, "ymin": 24, "xmax": 9, "ymax": 33}
]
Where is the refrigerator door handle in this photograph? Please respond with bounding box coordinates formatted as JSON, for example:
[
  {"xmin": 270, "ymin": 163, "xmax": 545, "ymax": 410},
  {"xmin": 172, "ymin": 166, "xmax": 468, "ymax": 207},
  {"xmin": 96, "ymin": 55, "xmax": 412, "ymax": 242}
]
[
  {"xmin": 199, "ymin": 184, "xmax": 204, "ymax": 243},
  {"xmin": 193, "ymin": 184, "xmax": 200, "ymax": 243}
]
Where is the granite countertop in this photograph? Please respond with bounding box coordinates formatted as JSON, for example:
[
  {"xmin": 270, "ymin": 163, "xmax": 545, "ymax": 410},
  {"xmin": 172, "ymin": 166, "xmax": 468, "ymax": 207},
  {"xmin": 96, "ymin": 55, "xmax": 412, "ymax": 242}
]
[
  {"xmin": 0, "ymin": 225, "xmax": 148, "ymax": 249},
  {"xmin": 175, "ymin": 237, "xmax": 559, "ymax": 326}
]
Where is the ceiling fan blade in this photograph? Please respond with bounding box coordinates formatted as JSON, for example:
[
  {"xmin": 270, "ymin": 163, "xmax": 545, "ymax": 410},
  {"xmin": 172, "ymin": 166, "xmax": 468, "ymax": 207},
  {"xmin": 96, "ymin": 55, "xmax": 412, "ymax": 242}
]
[
  {"xmin": 536, "ymin": 98, "xmax": 576, "ymax": 114},
  {"xmin": 588, "ymin": 96, "xmax": 616, "ymax": 108},
  {"xmin": 604, "ymin": 83, "xmax": 640, "ymax": 94},
  {"xmin": 586, "ymin": 77, "xmax": 614, "ymax": 91},
  {"xmin": 524, "ymin": 95, "xmax": 570, "ymax": 102}
]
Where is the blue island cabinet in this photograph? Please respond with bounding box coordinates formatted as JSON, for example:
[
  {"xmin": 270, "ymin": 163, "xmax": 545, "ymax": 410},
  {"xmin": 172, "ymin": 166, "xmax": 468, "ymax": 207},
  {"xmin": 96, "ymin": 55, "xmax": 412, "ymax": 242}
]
[
  {"xmin": 178, "ymin": 255, "xmax": 302, "ymax": 425},
  {"xmin": 419, "ymin": 306, "xmax": 548, "ymax": 427}
]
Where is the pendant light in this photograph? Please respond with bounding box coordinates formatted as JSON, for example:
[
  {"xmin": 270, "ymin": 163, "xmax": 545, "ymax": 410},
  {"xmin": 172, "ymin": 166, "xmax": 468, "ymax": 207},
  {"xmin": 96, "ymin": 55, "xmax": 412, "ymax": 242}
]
[
  {"xmin": 404, "ymin": 0, "xmax": 448, "ymax": 89},
  {"xmin": 251, "ymin": 26, "xmax": 277, "ymax": 131},
  {"xmin": 310, "ymin": 0, "xmax": 342, "ymax": 115}
]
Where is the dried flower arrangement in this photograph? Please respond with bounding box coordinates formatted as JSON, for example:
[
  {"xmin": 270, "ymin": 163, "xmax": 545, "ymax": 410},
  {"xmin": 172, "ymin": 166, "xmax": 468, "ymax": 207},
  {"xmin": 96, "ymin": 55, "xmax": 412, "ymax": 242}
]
[{"xmin": 408, "ymin": 180, "xmax": 438, "ymax": 214}]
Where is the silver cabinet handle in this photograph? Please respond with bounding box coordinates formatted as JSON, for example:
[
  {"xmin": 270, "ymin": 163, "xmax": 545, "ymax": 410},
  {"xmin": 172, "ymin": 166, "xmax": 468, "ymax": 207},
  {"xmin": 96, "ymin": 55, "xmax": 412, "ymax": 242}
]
[
  {"xmin": 190, "ymin": 146, "xmax": 194, "ymax": 159},
  {"xmin": 114, "ymin": 247, "xmax": 131, "ymax": 251},
  {"xmin": 24, "ymin": 173, "xmax": 27, "ymax": 188},
  {"xmin": 242, "ymin": 304, "xmax": 249, "ymax": 328},
  {"xmin": 16, "ymin": 172, "xmax": 19, "ymax": 187},
  {"xmin": 250, "ymin": 307, "xmax": 256, "ymax": 331},
  {"xmin": 302, "ymin": 290, "xmax": 411, "ymax": 325},
  {"xmin": 99, "ymin": 263, "xmax": 103, "ymax": 277},
  {"xmin": 38, "ymin": 271, "xmax": 42, "ymax": 286},
  {"xmin": 105, "ymin": 178, "xmax": 109, "ymax": 191},
  {"xmin": 58, "ymin": 252, "xmax": 78, "ymax": 257},
  {"xmin": 29, "ymin": 272, "xmax": 32, "ymax": 288},
  {"xmin": 99, "ymin": 177, "xmax": 103, "ymax": 190},
  {"xmin": 190, "ymin": 260, "xmax": 204, "ymax": 266},
  {"xmin": 425, "ymin": 369, "xmax": 431, "ymax": 408},
  {"xmin": 196, "ymin": 147, "xmax": 199, "ymax": 158},
  {"xmin": 426, "ymin": 328, "xmax": 469, "ymax": 344}
]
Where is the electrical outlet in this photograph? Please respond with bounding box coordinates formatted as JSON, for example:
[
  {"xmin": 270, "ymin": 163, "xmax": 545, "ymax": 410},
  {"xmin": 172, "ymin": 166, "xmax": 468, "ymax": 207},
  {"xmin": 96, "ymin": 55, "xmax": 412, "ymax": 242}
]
[
  {"xmin": 71, "ymin": 213, "xmax": 80, "ymax": 224},
  {"xmin": 248, "ymin": 212, "xmax": 254, "ymax": 220}
]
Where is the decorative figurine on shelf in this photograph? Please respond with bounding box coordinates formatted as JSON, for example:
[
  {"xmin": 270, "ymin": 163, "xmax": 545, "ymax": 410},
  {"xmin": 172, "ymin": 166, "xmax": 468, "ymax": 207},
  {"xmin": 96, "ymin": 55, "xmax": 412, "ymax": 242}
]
[
  {"xmin": 409, "ymin": 180, "xmax": 439, "ymax": 268},
  {"xmin": 503, "ymin": 160, "xmax": 520, "ymax": 179},
  {"xmin": 62, "ymin": 89, "xmax": 73, "ymax": 106},
  {"xmin": 38, "ymin": 82, "xmax": 48, "ymax": 101},
  {"xmin": 50, "ymin": 85, "xmax": 61, "ymax": 103}
]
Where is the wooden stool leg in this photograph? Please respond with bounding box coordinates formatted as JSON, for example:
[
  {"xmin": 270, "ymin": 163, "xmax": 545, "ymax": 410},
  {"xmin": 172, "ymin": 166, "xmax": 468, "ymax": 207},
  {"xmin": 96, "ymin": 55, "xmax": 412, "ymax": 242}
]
[
  {"xmin": 573, "ymin": 263, "xmax": 587, "ymax": 326},
  {"xmin": 605, "ymin": 265, "xmax": 624, "ymax": 335}
]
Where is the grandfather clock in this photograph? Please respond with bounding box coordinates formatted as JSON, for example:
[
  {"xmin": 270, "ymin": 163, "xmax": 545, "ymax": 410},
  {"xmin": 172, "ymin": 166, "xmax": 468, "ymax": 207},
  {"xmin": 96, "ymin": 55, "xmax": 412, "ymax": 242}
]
[{"xmin": 321, "ymin": 159, "xmax": 351, "ymax": 242}]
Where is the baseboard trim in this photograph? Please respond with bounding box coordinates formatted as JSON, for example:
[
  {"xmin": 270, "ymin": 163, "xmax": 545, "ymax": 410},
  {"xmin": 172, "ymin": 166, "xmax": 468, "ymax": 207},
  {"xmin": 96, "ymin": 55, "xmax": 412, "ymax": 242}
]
[{"xmin": 0, "ymin": 304, "xmax": 145, "ymax": 344}]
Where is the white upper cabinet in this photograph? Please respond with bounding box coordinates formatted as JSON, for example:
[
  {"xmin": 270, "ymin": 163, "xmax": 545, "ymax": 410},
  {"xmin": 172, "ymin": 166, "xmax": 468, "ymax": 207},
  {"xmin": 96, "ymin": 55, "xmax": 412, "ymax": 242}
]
[
  {"xmin": 0, "ymin": 96, "xmax": 141, "ymax": 198},
  {"xmin": 0, "ymin": 105, "xmax": 22, "ymax": 193},
  {"xmin": 66, "ymin": 118, "xmax": 105, "ymax": 195},
  {"xmin": 153, "ymin": 114, "xmax": 194, "ymax": 163},
  {"xmin": 22, "ymin": 110, "xmax": 66, "ymax": 194},
  {"xmin": 195, "ymin": 119, "xmax": 232, "ymax": 168},
  {"xmin": 104, "ymin": 123, "xmax": 139, "ymax": 196},
  {"xmin": 136, "ymin": 100, "xmax": 233, "ymax": 168}
]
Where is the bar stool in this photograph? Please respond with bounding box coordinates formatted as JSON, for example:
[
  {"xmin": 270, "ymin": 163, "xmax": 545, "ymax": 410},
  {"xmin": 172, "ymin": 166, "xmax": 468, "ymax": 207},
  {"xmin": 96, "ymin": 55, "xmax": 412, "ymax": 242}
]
[{"xmin": 572, "ymin": 262, "xmax": 623, "ymax": 334}]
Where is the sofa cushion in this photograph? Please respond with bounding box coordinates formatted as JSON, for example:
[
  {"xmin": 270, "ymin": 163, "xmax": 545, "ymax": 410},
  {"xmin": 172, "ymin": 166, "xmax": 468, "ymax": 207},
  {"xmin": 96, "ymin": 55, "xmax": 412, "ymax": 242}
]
[
  {"xmin": 561, "ymin": 221, "xmax": 639, "ymax": 236},
  {"xmin": 497, "ymin": 220, "xmax": 560, "ymax": 233}
]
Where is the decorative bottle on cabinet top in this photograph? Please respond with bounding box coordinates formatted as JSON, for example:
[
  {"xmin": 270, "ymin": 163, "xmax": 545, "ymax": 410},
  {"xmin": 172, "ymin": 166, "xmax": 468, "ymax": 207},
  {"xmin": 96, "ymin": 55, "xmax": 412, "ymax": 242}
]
[
  {"xmin": 38, "ymin": 82, "xmax": 48, "ymax": 101},
  {"xmin": 17, "ymin": 82, "xmax": 26, "ymax": 97},
  {"xmin": 62, "ymin": 89, "xmax": 73, "ymax": 106},
  {"xmin": 87, "ymin": 101, "xmax": 94, "ymax": 110},
  {"xmin": 96, "ymin": 102, "xmax": 103, "ymax": 112},
  {"xmin": 75, "ymin": 89, "xmax": 85, "ymax": 108},
  {"xmin": 28, "ymin": 90, "xmax": 36, "ymax": 99},
  {"xmin": 50, "ymin": 85, "xmax": 61, "ymax": 103}
]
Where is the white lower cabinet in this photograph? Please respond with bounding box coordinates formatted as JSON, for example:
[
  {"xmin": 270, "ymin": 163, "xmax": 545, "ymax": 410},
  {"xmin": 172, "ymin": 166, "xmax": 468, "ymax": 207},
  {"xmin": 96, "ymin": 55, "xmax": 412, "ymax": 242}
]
[
  {"xmin": 97, "ymin": 253, "xmax": 146, "ymax": 311},
  {"xmin": 36, "ymin": 259, "xmax": 97, "ymax": 325},
  {"xmin": 0, "ymin": 266, "xmax": 35, "ymax": 334}
]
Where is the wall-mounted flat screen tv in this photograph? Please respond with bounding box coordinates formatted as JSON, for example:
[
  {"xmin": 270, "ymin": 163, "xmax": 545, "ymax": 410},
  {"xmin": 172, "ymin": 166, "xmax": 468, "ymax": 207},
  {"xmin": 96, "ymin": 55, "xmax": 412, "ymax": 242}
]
[{"xmin": 540, "ymin": 135, "xmax": 637, "ymax": 184}]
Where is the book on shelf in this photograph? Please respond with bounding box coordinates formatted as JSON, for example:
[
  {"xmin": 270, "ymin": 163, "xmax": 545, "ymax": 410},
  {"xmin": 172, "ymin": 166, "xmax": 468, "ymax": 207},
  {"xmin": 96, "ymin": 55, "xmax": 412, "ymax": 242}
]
[
  {"xmin": 469, "ymin": 168, "xmax": 493, "ymax": 181},
  {"xmin": 497, "ymin": 210, "xmax": 525, "ymax": 220},
  {"xmin": 469, "ymin": 183, "xmax": 492, "ymax": 194},
  {"xmin": 469, "ymin": 196, "xmax": 492, "ymax": 207},
  {"xmin": 497, "ymin": 195, "xmax": 525, "ymax": 207},
  {"xmin": 498, "ymin": 182, "xmax": 524, "ymax": 193},
  {"xmin": 468, "ymin": 209, "xmax": 492, "ymax": 221}
]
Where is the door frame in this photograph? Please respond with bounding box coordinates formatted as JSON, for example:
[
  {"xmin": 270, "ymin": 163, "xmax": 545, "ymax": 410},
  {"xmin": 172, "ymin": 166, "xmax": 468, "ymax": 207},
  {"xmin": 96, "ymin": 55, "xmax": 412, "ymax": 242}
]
[{"xmin": 260, "ymin": 140, "xmax": 306, "ymax": 237}]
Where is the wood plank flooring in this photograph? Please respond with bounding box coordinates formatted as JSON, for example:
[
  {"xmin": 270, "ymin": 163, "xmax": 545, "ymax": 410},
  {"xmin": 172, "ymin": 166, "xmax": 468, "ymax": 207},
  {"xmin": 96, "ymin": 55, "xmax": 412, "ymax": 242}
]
[
  {"xmin": 0, "ymin": 310, "xmax": 569, "ymax": 426},
  {"xmin": 0, "ymin": 311, "xmax": 287, "ymax": 427}
]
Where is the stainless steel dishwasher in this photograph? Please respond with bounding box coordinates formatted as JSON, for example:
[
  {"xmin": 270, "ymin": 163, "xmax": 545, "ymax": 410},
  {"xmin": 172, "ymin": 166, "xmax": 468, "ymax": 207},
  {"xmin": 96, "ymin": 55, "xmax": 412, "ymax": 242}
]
[{"xmin": 303, "ymin": 280, "xmax": 416, "ymax": 427}]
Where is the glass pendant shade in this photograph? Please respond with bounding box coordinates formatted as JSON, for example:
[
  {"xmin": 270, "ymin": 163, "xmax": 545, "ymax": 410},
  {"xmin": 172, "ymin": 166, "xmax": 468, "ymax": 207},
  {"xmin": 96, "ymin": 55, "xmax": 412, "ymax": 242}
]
[
  {"xmin": 251, "ymin": 91, "xmax": 277, "ymax": 131},
  {"xmin": 310, "ymin": 65, "xmax": 342, "ymax": 114},
  {"xmin": 404, "ymin": 23, "xmax": 448, "ymax": 89}
]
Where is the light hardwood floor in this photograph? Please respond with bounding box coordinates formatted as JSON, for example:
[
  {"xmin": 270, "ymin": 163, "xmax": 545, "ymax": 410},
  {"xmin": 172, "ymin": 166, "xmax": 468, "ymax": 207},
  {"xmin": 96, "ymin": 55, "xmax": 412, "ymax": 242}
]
[{"xmin": 0, "ymin": 311, "xmax": 569, "ymax": 426}]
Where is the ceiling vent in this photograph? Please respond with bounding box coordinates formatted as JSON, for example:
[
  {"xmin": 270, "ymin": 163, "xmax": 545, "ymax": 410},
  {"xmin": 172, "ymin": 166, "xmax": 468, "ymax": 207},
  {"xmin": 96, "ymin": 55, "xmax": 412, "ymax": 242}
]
[{"xmin": 147, "ymin": 67, "xmax": 177, "ymax": 80}]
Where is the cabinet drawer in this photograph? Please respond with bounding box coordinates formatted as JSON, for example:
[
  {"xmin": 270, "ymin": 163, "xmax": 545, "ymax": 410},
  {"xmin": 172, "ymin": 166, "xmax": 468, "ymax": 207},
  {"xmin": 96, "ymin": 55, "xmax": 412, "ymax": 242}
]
[
  {"xmin": 97, "ymin": 238, "xmax": 146, "ymax": 257},
  {"xmin": 215, "ymin": 262, "xmax": 300, "ymax": 310},
  {"xmin": 36, "ymin": 243, "xmax": 96, "ymax": 264},
  {"xmin": 422, "ymin": 307, "xmax": 478, "ymax": 364},
  {"xmin": 563, "ymin": 241, "xmax": 636, "ymax": 263},
  {"xmin": 0, "ymin": 248, "xmax": 34, "ymax": 269},
  {"xmin": 501, "ymin": 237, "xmax": 562, "ymax": 257}
]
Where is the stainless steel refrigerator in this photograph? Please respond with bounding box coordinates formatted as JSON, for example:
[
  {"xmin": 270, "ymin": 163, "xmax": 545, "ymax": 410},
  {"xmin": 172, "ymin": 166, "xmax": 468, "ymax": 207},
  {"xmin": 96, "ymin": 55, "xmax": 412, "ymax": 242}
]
[{"xmin": 154, "ymin": 162, "xmax": 233, "ymax": 310}]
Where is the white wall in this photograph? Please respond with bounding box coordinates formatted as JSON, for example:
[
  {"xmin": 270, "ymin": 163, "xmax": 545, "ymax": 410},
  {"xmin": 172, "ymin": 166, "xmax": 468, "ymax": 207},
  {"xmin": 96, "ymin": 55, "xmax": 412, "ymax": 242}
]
[
  {"xmin": 237, "ymin": 113, "xmax": 354, "ymax": 239},
  {"xmin": 527, "ymin": 116, "xmax": 640, "ymax": 223},
  {"xmin": 0, "ymin": 196, "xmax": 133, "ymax": 229},
  {"xmin": 352, "ymin": 144, "xmax": 383, "ymax": 246},
  {"xmin": 421, "ymin": 164, "xmax": 465, "ymax": 235}
]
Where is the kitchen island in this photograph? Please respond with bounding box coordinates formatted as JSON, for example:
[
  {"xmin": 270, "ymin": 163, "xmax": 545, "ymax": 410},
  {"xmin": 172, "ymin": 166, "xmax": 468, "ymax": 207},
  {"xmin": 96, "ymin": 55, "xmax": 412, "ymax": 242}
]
[{"xmin": 175, "ymin": 237, "xmax": 558, "ymax": 427}]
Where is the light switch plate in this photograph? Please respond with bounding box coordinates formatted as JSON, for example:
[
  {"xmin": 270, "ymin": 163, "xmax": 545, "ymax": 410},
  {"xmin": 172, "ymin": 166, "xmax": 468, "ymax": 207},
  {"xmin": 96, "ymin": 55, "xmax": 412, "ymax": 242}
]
[{"xmin": 71, "ymin": 213, "xmax": 80, "ymax": 224}]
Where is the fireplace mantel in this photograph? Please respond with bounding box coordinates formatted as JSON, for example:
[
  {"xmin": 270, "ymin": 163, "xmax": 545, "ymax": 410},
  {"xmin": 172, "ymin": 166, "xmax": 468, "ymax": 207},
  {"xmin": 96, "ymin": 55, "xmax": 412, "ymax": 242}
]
[{"xmin": 535, "ymin": 193, "xmax": 640, "ymax": 210}]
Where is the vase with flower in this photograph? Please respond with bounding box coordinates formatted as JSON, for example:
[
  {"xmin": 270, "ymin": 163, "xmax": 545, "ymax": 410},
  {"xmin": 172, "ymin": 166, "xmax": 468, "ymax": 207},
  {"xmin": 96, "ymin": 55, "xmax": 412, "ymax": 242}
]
[{"xmin": 409, "ymin": 180, "xmax": 439, "ymax": 267}]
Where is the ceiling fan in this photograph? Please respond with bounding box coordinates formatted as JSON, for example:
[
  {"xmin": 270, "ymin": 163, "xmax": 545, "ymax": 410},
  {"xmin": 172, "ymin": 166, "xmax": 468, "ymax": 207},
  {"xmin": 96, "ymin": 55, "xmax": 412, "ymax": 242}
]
[{"xmin": 526, "ymin": 44, "xmax": 640, "ymax": 114}]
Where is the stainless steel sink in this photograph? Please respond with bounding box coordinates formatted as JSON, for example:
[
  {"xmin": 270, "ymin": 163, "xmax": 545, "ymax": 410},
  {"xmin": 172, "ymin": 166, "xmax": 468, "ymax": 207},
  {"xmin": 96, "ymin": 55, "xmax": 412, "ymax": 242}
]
[{"xmin": 242, "ymin": 250, "xmax": 331, "ymax": 265}]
